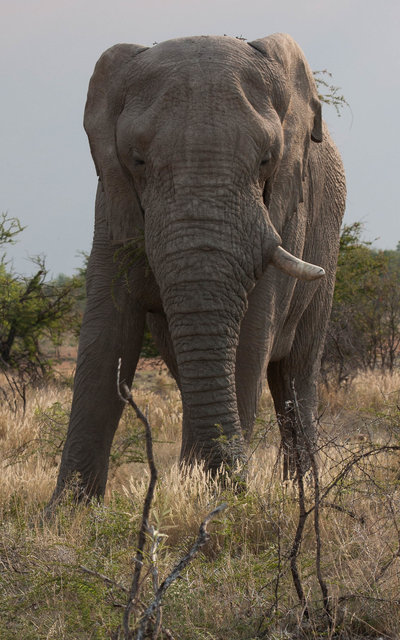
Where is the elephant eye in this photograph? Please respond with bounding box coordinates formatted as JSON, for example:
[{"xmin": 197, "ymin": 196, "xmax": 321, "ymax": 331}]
[
  {"xmin": 132, "ymin": 153, "xmax": 145, "ymax": 167},
  {"xmin": 260, "ymin": 150, "xmax": 273, "ymax": 166},
  {"xmin": 129, "ymin": 149, "xmax": 145, "ymax": 168}
]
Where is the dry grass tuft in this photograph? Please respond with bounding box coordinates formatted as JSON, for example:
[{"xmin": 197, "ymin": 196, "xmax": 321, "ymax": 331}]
[{"xmin": 320, "ymin": 369, "xmax": 400, "ymax": 414}]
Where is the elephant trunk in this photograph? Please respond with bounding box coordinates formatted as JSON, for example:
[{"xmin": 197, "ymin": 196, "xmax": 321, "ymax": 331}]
[
  {"xmin": 160, "ymin": 248, "xmax": 249, "ymax": 470},
  {"xmin": 172, "ymin": 314, "xmax": 244, "ymax": 468}
]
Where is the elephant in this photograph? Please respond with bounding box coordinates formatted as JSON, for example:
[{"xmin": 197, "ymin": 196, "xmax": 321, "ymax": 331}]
[{"xmin": 52, "ymin": 33, "xmax": 345, "ymax": 501}]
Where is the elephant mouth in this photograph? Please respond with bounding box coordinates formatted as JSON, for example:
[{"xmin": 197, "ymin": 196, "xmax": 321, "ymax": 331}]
[{"xmin": 271, "ymin": 246, "xmax": 325, "ymax": 281}]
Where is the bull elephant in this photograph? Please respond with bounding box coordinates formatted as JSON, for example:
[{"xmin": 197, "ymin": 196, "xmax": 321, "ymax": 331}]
[{"xmin": 52, "ymin": 34, "xmax": 345, "ymax": 501}]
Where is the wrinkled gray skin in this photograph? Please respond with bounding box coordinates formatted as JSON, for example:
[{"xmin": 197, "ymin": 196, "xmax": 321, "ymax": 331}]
[{"xmin": 52, "ymin": 34, "xmax": 345, "ymax": 501}]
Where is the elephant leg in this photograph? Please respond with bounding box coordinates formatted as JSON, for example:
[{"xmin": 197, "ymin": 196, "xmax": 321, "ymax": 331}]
[
  {"xmin": 267, "ymin": 358, "xmax": 317, "ymax": 479},
  {"xmin": 235, "ymin": 278, "xmax": 273, "ymax": 443},
  {"xmin": 267, "ymin": 290, "xmax": 330, "ymax": 479},
  {"xmin": 53, "ymin": 281, "xmax": 145, "ymax": 502},
  {"xmin": 51, "ymin": 189, "xmax": 146, "ymax": 502},
  {"xmin": 146, "ymin": 312, "xmax": 180, "ymax": 388}
]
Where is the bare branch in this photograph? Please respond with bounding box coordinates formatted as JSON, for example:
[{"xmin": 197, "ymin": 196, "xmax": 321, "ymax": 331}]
[
  {"xmin": 291, "ymin": 382, "xmax": 331, "ymax": 623},
  {"xmin": 79, "ymin": 566, "xmax": 176, "ymax": 640},
  {"xmin": 135, "ymin": 503, "xmax": 227, "ymax": 640},
  {"xmin": 321, "ymin": 501, "xmax": 365, "ymax": 525},
  {"xmin": 79, "ymin": 565, "xmax": 129, "ymax": 593},
  {"xmin": 117, "ymin": 358, "xmax": 159, "ymax": 638},
  {"xmin": 148, "ymin": 524, "xmax": 165, "ymax": 639}
]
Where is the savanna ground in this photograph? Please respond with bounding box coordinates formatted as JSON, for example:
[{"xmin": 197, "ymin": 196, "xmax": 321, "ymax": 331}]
[{"xmin": 1, "ymin": 352, "xmax": 400, "ymax": 639}]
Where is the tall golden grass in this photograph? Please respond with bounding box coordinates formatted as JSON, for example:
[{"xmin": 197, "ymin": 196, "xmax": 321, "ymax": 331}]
[{"xmin": 1, "ymin": 369, "xmax": 400, "ymax": 638}]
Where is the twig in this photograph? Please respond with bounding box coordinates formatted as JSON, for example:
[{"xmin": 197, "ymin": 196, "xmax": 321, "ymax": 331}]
[
  {"xmin": 117, "ymin": 358, "xmax": 158, "ymax": 639},
  {"xmin": 288, "ymin": 436, "xmax": 309, "ymax": 617},
  {"xmin": 338, "ymin": 592, "xmax": 400, "ymax": 606},
  {"xmin": 79, "ymin": 566, "xmax": 176, "ymax": 639},
  {"xmin": 280, "ymin": 395, "xmax": 309, "ymax": 616},
  {"xmin": 375, "ymin": 496, "xmax": 400, "ymax": 582},
  {"xmin": 117, "ymin": 358, "xmax": 226, "ymax": 639},
  {"xmin": 291, "ymin": 382, "xmax": 331, "ymax": 623},
  {"xmin": 256, "ymin": 492, "xmax": 286, "ymax": 634},
  {"xmin": 79, "ymin": 565, "xmax": 128, "ymax": 593},
  {"xmin": 317, "ymin": 444, "xmax": 400, "ymax": 509},
  {"xmin": 321, "ymin": 501, "xmax": 365, "ymax": 525},
  {"xmin": 135, "ymin": 503, "xmax": 227, "ymax": 640},
  {"xmin": 148, "ymin": 525, "xmax": 165, "ymax": 639}
]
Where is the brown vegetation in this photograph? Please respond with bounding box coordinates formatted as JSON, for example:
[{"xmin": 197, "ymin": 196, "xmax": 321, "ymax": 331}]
[{"xmin": 1, "ymin": 368, "xmax": 400, "ymax": 638}]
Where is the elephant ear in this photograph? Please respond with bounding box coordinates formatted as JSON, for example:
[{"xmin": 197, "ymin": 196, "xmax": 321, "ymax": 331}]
[
  {"xmin": 84, "ymin": 43, "xmax": 148, "ymax": 244},
  {"xmin": 248, "ymin": 34, "xmax": 322, "ymax": 232}
]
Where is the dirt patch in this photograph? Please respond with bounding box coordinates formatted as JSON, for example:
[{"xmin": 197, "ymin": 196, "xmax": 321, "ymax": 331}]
[{"xmin": 136, "ymin": 357, "xmax": 167, "ymax": 372}]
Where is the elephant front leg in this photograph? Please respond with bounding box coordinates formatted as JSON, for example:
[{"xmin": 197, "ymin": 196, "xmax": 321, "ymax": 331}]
[
  {"xmin": 52, "ymin": 296, "xmax": 146, "ymax": 502},
  {"xmin": 235, "ymin": 278, "xmax": 275, "ymax": 443},
  {"xmin": 50, "ymin": 183, "xmax": 149, "ymax": 503},
  {"xmin": 267, "ymin": 278, "xmax": 332, "ymax": 479},
  {"xmin": 267, "ymin": 358, "xmax": 318, "ymax": 479}
]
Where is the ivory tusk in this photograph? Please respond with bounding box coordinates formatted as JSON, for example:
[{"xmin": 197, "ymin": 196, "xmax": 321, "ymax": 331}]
[{"xmin": 271, "ymin": 246, "xmax": 325, "ymax": 281}]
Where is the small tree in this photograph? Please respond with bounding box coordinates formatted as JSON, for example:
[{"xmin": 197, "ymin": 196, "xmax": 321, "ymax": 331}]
[
  {"xmin": 322, "ymin": 223, "xmax": 400, "ymax": 386},
  {"xmin": 0, "ymin": 214, "xmax": 83, "ymax": 408}
]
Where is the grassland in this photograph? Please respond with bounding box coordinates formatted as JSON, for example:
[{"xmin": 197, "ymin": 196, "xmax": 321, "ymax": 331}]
[{"xmin": 1, "ymin": 366, "xmax": 400, "ymax": 639}]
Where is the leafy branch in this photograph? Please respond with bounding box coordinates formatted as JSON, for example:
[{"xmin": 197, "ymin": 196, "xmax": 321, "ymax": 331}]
[{"xmin": 314, "ymin": 69, "xmax": 349, "ymax": 116}]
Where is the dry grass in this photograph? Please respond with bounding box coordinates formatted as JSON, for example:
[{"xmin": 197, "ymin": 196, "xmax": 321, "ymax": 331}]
[
  {"xmin": 0, "ymin": 369, "xmax": 400, "ymax": 638},
  {"xmin": 320, "ymin": 369, "xmax": 400, "ymax": 415}
]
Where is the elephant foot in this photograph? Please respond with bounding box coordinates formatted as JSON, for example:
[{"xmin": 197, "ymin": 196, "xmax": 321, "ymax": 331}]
[{"xmin": 47, "ymin": 469, "xmax": 107, "ymax": 516}]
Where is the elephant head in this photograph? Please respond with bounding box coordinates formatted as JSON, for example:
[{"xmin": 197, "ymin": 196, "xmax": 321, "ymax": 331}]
[{"xmin": 84, "ymin": 34, "xmax": 325, "ymax": 470}]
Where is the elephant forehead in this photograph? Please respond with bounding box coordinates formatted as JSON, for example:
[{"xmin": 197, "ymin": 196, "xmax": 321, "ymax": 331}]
[
  {"xmin": 119, "ymin": 92, "xmax": 282, "ymax": 166},
  {"xmin": 123, "ymin": 83, "xmax": 282, "ymax": 159},
  {"xmin": 126, "ymin": 36, "xmax": 283, "ymax": 113}
]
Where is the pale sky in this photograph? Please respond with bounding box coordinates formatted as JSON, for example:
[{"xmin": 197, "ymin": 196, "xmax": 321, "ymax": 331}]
[{"xmin": 1, "ymin": 0, "xmax": 399, "ymax": 276}]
